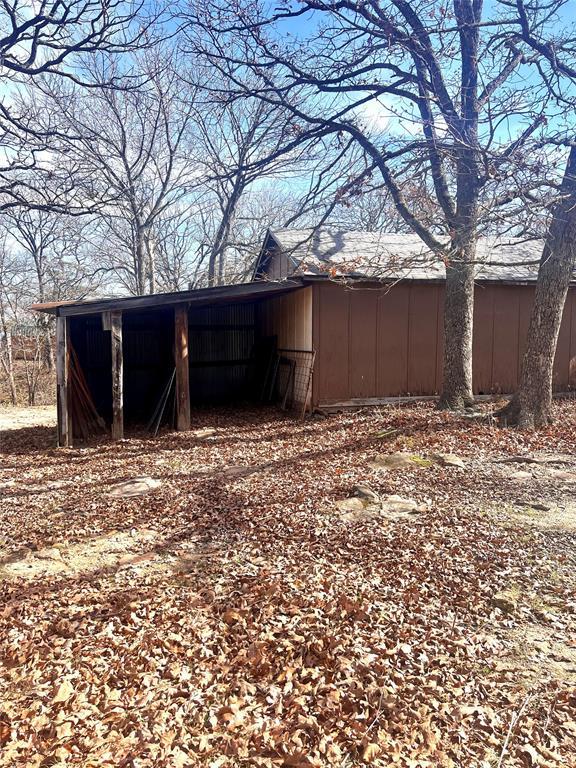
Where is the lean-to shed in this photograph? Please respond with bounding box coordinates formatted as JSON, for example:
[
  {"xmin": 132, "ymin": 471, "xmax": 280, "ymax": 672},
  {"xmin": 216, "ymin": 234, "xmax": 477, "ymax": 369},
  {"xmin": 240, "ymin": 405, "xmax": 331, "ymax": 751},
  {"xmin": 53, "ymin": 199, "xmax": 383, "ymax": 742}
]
[
  {"xmin": 34, "ymin": 279, "xmax": 315, "ymax": 446},
  {"xmin": 34, "ymin": 228, "xmax": 576, "ymax": 445}
]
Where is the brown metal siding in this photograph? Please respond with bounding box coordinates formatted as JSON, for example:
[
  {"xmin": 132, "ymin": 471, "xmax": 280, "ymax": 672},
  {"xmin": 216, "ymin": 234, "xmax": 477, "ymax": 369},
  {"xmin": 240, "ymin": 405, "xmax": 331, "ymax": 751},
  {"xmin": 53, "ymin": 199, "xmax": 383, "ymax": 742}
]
[
  {"xmin": 314, "ymin": 282, "xmax": 576, "ymax": 404},
  {"xmin": 376, "ymin": 285, "xmax": 409, "ymax": 396},
  {"xmin": 472, "ymin": 285, "xmax": 494, "ymax": 394},
  {"xmin": 265, "ymin": 248, "xmax": 291, "ymax": 280},
  {"xmin": 349, "ymin": 289, "xmax": 378, "ymax": 397},
  {"xmin": 312, "ymin": 283, "xmax": 321, "ymax": 406},
  {"xmin": 435, "ymin": 289, "xmax": 445, "ymax": 392},
  {"xmin": 407, "ymin": 285, "xmax": 440, "ymax": 394},
  {"xmin": 316, "ymin": 283, "xmax": 350, "ymax": 402},
  {"xmin": 570, "ymin": 291, "xmax": 576, "ymax": 388},
  {"xmin": 517, "ymin": 288, "xmax": 534, "ymax": 364},
  {"xmin": 258, "ymin": 287, "xmax": 313, "ymax": 349},
  {"xmin": 554, "ymin": 294, "xmax": 572, "ymax": 388},
  {"xmin": 492, "ymin": 287, "xmax": 520, "ymax": 393}
]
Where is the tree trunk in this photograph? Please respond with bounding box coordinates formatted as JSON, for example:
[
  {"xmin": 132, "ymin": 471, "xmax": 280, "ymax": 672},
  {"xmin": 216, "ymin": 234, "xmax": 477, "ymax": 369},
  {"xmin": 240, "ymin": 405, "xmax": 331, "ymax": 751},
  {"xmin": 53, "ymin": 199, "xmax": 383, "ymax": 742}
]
[
  {"xmin": 499, "ymin": 145, "xmax": 576, "ymax": 429},
  {"xmin": 40, "ymin": 316, "xmax": 54, "ymax": 371},
  {"xmin": 438, "ymin": 255, "xmax": 476, "ymax": 409},
  {"xmin": 438, "ymin": 143, "xmax": 479, "ymax": 409},
  {"xmin": 0, "ymin": 326, "xmax": 18, "ymax": 405},
  {"xmin": 437, "ymin": 4, "xmax": 480, "ymax": 410},
  {"xmin": 147, "ymin": 237, "xmax": 156, "ymax": 294},
  {"xmin": 208, "ymin": 174, "xmax": 246, "ymax": 287},
  {"xmin": 35, "ymin": 277, "xmax": 54, "ymax": 371},
  {"xmin": 135, "ymin": 231, "xmax": 147, "ymax": 295},
  {"xmin": 208, "ymin": 211, "xmax": 234, "ymax": 287}
]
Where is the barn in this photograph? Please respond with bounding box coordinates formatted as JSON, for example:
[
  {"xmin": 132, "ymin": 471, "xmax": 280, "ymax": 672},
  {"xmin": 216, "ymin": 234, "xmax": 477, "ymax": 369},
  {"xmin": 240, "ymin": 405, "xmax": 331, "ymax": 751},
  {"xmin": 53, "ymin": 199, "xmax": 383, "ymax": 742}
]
[{"xmin": 33, "ymin": 228, "xmax": 576, "ymax": 446}]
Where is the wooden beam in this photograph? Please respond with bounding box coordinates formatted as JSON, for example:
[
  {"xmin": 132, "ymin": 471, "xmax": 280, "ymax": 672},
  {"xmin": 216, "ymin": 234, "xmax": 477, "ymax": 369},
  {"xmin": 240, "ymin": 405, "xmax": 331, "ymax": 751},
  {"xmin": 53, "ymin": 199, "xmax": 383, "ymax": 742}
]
[
  {"xmin": 101, "ymin": 310, "xmax": 112, "ymax": 331},
  {"xmin": 56, "ymin": 316, "xmax": 72, "ymax": 447},
  {"xmin": 111, "ymin": 310, "xmax": 124, "ymax": 440},
  {"xmin": 174, "ymin": 304, "xmax": 191, "ymax": 431}
]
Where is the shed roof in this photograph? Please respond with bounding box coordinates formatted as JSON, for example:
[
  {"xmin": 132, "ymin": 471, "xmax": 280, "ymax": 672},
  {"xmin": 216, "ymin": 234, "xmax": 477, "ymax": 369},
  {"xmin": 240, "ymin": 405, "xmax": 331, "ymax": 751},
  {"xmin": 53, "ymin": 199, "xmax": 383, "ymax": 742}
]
[
  {"xmin": 32, "ymin": 277, "xmax": 305, "ymax": 317},
  {"xmin": 264, "ymin": 228, "xmax": 547, "ymax": 283}
]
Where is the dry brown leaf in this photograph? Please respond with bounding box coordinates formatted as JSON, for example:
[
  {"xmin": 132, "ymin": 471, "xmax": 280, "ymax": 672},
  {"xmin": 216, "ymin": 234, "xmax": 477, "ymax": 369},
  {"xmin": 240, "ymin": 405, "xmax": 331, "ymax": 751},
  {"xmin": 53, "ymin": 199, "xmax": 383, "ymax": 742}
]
[
  {"xmin": 362, "ymin": 742, "xmax": 381, "ymax": 762},
  {"xmin": 53, "ymin": 679, "xmax": 75, "ymax": 704}
]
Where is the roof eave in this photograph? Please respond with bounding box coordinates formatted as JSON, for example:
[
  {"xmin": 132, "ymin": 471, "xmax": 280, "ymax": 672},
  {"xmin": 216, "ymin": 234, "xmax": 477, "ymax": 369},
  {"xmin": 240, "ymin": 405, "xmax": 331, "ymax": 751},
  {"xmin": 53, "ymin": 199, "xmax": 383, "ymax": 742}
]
[
  {"xmin": 32, "ymin": 277, "xmax": 306, "ymax": 318},
  {"xmin": 299, "ymin": 273, "xmax": 557, "ymax": 287}
]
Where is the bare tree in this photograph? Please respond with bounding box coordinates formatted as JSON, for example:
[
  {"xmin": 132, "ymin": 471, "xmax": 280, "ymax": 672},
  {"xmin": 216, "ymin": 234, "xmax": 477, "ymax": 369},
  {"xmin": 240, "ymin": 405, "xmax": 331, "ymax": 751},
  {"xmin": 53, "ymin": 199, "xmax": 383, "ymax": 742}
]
[
  {"xmin": 329, "ymin": 183, "xmax": 407, "ymax": 233},
  {"xmin": 4, "ymin": 210, "xmax": 60, "ymax": 369},
  {"xmin": 0, "ymin": 240, "xmax": 19, "ymax": 404},
  {"xmin": 0, "ymin": 208, "xmax": 98, "ymax": 389},
  {"xmin": 40, "ymin": 49, "xmax": 202, "ymax": 295},
  {"xmin": 192, "ymin": 90, "xmax": 315, "ymax": 285},
  {"xmin": 189, "ymin": 0, "xmax": 574, "ymax": 409},
  {"xmin": 496, "ymin": 2, "xmax": 576, "ymax": 428},
  {"xmin": 500, "ymin": 146, "xmax": 576, "ymax": 428},
  {"xmin": 153, "ymin": 208, "xmax": 200, "ymax": 291},
  {"xmin": 0, "ymin": 0, "xmax": 162, "ymax": 399},
  {"xmin": 194, "ymin": 183, "xmax": 316, "ymax": 285},
  {"xmin": 0, "ymin": 0, "xmax": 157, "ymax": 212},
  {"xmin": 0, "ymin": 245, "xmax": 46, "ymax": 406}
]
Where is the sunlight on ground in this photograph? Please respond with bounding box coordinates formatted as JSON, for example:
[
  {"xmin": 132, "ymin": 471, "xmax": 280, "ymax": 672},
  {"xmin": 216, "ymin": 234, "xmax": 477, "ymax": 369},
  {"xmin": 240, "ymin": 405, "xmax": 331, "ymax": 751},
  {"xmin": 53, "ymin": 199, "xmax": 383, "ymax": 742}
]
[
  {"xmin": 0, "ymin": 405, "xmax": 56, "ymax": 431},
  {"xmin": 0, "ymin": 527, "xmax": 172, "ymax": 581}
]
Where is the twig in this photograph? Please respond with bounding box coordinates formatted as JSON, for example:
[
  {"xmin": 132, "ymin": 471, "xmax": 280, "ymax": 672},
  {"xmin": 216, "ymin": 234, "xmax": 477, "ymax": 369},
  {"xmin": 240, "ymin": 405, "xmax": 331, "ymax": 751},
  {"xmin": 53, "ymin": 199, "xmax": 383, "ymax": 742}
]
[{"xmin": 497, "ymin": 692, "xmax": 534, "ymax": 768}]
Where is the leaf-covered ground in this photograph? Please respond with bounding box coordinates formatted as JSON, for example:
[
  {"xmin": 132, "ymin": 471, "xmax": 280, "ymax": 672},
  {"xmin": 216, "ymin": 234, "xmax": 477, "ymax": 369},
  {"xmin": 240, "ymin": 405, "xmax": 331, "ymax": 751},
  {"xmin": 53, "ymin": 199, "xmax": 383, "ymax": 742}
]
[{"xmin": 1, "ymin": 401, "xmax": 575, "ymax": 767}]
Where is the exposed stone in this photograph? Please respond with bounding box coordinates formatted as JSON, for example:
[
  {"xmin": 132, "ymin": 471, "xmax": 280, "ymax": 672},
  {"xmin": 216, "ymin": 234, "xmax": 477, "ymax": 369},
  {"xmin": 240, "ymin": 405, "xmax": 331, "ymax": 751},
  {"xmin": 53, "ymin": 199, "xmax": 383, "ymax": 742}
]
[
  {"xmin": 108, "ymin": 477, "xmax": 161, "ymax": 498},
  {"xmin": 335, "ymin": 497, "xmax": 366, "ymax": 514},
  {"xmin": 191, "ymin": 427, "xmax": 218, "ymax": 439},
  {"xmin": 369, "ymin": 452, "xmax": 432, "ymax": 471},
  {"xmin": 332, "ymin": 492, "xmax": 424, "ymax": 523},
  {"xmin": 490, "ymin": 592, "xmax": 518, "ymax": 614},
  {"xmin": 353, "ymin": 484, "xmax": 380, "ymax": 504},
  {"xmin": 380, "ymin": 495, "xmax": 424, "ymax": 519},
  {"xmin": 341, "ymin": 509, "xmax": 380, "ymax": 523},
  {"xmin": 432, "ymin": 452, "xmax": 466, "ymax": 469}
]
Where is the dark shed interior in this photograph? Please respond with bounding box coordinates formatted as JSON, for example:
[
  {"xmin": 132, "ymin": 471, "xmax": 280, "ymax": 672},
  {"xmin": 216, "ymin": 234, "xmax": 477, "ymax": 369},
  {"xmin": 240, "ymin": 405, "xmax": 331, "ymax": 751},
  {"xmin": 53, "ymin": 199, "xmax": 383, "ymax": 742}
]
[
  {"xmin": 70, "ymin": 307, "xmax": 175, "ymax": 426},
  {"xmin": 67, "ymin": 292, "xmax": 306, "ymax": 434},
  {"xmin": 188, "ymin": 301, "xmax": 258, "ymax": 404}
]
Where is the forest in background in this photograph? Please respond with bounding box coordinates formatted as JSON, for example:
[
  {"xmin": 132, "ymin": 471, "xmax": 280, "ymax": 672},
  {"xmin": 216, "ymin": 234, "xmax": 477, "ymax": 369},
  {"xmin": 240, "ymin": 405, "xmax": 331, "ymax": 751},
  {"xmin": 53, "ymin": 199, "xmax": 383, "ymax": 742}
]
[{"xmin": 1, "ymin": 0, "xmax": 576, "ymax": 424}]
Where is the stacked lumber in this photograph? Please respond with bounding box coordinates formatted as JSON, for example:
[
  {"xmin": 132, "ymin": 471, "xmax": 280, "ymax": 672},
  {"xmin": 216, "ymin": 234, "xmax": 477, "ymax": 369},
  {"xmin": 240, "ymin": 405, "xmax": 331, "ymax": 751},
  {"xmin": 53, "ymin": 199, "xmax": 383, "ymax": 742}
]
[{"xmin": 69, "ymin": 346, "xmax": 106, "ymax": 440}]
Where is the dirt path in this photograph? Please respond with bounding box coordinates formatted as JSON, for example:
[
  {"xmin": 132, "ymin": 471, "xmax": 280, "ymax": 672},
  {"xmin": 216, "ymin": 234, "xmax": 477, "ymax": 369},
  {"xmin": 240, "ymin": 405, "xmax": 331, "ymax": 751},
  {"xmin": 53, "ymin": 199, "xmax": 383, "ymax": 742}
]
[{"xmin": 0, "ymin": 405, "xmax": 56, "ymax": 432}]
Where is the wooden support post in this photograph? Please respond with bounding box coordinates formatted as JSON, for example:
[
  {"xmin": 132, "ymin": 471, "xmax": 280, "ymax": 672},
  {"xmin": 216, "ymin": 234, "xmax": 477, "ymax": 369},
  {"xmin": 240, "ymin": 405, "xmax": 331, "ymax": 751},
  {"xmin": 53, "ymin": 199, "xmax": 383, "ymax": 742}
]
[
  {"xmin": 56, "ymin": 316, "xmax": 72, "ymax": 447},
  {"xmin": 111, "ymin": 310, "xmax": 124, "ymax": 441},
  {"xmin": 175, "ymin": 304, "xmax": 191, "ymax": 431}
]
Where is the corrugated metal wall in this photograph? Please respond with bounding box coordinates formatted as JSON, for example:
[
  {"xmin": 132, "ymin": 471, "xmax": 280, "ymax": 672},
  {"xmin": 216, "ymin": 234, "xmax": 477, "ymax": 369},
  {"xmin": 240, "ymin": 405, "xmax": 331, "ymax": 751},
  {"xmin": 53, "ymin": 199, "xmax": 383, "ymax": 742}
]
[
  {"xmin": 313, "ymin": 282, "xmax": 576, "ymax": 404},
  {"xmin": 188, "ymin": 302, "xmax": 257, "ymax": 403},
  {"xmin": 70, "ymin": 316, "xmax": 112, "ymax": 422},
  {"xmin": 70, "ymin": 308, "xmax": 175, "ymax": 424}
]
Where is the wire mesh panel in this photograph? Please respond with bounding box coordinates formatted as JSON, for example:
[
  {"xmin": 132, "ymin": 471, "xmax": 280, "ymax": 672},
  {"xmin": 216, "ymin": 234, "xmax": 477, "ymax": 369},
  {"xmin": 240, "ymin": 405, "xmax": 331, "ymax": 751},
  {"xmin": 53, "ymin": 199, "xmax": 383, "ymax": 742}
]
[{"xmin": 276, "ymin": 348, "xmax": 316, "ymax": 415}]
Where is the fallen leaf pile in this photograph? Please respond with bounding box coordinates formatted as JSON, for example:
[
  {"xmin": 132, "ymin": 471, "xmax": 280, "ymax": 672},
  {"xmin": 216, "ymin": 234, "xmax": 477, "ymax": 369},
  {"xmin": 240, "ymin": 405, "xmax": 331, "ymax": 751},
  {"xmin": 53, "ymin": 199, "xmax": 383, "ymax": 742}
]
[{"xmin": 0, "ymin": 400, "xmax": 575, "ymax": 767}]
